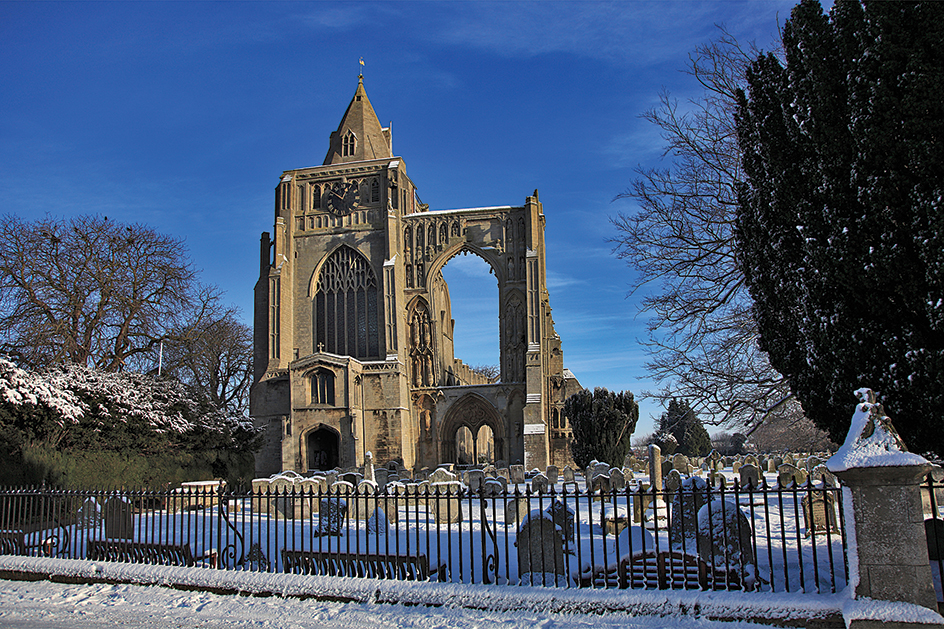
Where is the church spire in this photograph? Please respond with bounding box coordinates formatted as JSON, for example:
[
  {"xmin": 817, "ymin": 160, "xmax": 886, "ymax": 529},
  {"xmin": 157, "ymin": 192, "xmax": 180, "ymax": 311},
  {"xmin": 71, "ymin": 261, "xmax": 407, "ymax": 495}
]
[{"xmin": 323, "ymin": 77, "xmax": 392, "ymax": 165}]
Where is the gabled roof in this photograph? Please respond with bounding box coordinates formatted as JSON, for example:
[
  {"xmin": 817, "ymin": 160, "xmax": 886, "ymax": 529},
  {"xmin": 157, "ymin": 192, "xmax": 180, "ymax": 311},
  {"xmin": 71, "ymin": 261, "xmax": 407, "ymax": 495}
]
[{"xmin": 323, "ymin": 77, "xmax": 392, "ymax": 165}]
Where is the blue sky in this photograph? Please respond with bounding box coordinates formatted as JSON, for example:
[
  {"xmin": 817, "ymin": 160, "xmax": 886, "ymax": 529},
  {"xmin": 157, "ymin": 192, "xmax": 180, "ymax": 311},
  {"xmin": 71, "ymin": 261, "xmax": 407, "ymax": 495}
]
[{"xmin": 0, "ymin": 0, "xmax": 793, "ymax": 436}]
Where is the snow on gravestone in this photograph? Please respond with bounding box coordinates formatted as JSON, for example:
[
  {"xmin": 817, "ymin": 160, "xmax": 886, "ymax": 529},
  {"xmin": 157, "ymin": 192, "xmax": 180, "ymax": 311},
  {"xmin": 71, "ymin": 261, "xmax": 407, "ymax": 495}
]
[{"xmin": 697, "ymin": 499, "xmax": 755, "ymax": 588}]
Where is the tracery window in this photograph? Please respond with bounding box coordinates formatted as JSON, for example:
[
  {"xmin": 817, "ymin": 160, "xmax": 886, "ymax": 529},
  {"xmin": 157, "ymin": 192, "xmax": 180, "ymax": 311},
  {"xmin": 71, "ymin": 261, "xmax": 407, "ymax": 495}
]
[
  {"xmin": 314, "ymin": 246, "xmax": 380, "ymax": 359},
  {"xmin": 342, "ymin": 130, "xmax": 357, "ymax": 157},
  {"xmin": 313, "ymin": 185, "xmax": 321, "ymax": 209}
]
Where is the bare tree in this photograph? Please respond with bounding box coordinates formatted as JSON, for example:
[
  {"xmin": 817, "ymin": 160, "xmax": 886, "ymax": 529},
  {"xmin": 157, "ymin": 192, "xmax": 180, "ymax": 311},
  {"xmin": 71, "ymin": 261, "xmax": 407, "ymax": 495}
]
[
  {"xmin": 0, "ymin": 214, "xmax": 221, "ymax": 372},
  {"xmin": 611, "ymin": 29, "xmax": 799, "ymax": 431},
  {"xmin": 161, "ymin": 312, "xmax": 253, "ymax": 415}
]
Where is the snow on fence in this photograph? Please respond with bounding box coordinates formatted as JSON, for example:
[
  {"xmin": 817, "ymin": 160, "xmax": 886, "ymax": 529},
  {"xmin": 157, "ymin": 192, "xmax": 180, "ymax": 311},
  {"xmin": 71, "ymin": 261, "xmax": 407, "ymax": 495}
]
[{"xmin": 0, "ymin": 475, "xmax": 852, "ymax": 594}]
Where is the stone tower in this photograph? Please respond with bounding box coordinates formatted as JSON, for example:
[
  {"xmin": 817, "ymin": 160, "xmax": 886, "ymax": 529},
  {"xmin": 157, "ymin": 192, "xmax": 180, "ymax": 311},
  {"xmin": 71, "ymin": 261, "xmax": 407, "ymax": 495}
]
[{"xmin": 250, "ymin": 77, "xmax": 581, "ymax": 476}]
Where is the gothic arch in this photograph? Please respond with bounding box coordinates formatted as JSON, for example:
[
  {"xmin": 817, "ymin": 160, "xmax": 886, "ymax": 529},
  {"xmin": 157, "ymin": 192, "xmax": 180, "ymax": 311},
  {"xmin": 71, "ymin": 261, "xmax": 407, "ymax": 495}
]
[
  {"xmin": 302, "ymin": 423, "xmax": 341, "ymax": 471},
  {"xmin": 427, "ymin": 241, "xmax": 503, "ymax": 287},
  {"xmin": 439, "ymin": 394, "xmax": 506, "ymax": 464}
]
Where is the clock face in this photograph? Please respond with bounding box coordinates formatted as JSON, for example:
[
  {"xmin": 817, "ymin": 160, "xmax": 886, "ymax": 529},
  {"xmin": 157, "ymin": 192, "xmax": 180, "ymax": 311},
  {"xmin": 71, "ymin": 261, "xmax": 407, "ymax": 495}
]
[{"xmin": 326, "ymin": 181, "xmax": 360, "ymax": 215}]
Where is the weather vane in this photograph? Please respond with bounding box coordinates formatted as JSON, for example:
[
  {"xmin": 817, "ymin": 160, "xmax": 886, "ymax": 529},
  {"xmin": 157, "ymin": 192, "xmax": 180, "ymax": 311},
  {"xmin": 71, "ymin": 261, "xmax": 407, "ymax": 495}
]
[{"xmin": 359, "ymin": 57, "xmax": 365, "ymax": 78}]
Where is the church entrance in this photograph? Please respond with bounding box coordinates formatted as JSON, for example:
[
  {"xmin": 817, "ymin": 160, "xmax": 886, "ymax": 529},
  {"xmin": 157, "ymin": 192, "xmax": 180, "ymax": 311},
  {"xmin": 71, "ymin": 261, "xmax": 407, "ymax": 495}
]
[
  {"xmin": 307, "ymin": 426, "xmax": 340, "ymax": 471},
  {"xmin": 456, "ymin": 424, "xmax": 495, "ymax": 465}
]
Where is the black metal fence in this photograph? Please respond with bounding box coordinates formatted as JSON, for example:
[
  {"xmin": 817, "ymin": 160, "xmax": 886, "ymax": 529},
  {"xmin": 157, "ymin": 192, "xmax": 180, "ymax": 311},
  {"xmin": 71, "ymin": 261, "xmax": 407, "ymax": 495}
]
[
  {"xmin": 923, "ymin": 472, "xmax": 944, "ymax": 605},
  {"xmin": 0, "ymin": 475, "xmax": 851, "ymax": 594}
]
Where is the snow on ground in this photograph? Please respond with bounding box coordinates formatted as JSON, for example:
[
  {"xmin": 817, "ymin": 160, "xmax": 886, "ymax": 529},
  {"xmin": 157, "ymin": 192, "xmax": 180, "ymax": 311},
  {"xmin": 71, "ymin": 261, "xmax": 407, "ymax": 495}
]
[{"xmin": 0, "ymin": 577, "xmax": 767, "ymax": 629}]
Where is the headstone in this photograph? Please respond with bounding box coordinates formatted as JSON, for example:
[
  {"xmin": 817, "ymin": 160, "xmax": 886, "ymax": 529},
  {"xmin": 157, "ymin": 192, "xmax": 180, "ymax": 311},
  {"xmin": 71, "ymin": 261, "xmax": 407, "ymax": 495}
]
[
  {"xmin": 341, "ymin": 472, "xmax": 361, "ymax": 486},
  {"xmin": 662, "ymin": 460, "xmax": 674, "ymax": 480},
  {"xmin": 590, "ymin": 473, "xmax": 610, "ymax": 496},
  {"xmin": 545, "ymin": 499, "xmax": 576, "ymax": 544},
  {"xmin": 673, "ymin": 454, "xmax": 690, "ymax": 472},
  {"xmin": 483, "ymin": 478, "xmax": 505, "ymax": 497},
  {"xmin": 805, "ymin": 456, "xmax": 823, "ymax": 472},
  {"xmin": 497, "ymin": 468, "xmax": 510, "ymax": 483},
  {"xmin": 739, "ymin": 464, "xmax": 761, "ymax": 489},
  {"xmin": 697, "ymin": 499, "xmax": 755, "ymax": 585},
  {"xmin": 77, "ymin": 496, "xmax": 102, "ymax": 530},
  {"xmin": 297, "ymin": 478, "xmax": 323, "ymax": 518},
  {"xmin": 509, "ymin": 465, "xmax": 526, "ymax": 485},
  {"xmin": 648, "ymin": 444, "xmax": 663, "ymax": 492},
  {"xmin": 801, "ymin": 492, "xmax": 839, "ymax": 536},
  {"xmin": 743, "ymin": 454, "xmax": 758, "ymax": 468},
  {"xmin": 669, "ymin": 476, "xmax": 710, "ymax": 556},
  {"xmin": 268, "ymin": 477, "xmax": 296, "ymax": 519},
  {"xmin": 104, "ymin": 496, "xmax": 134, "ymax": 540},
  {"xmin": 325, "ymin": 471, "xmax": 339, "ymax": 486},
  {"xmin": 767, "ymin": 459, "xmax": 777, "ymax": 474},
  {"xmin": 374, "ymin": 467, "xmax": 389, "ymax": 488},
  {"xmin": 810, "ymin": 464, "xmax": 838, "ymax": 487},
  {"xmin": 778, "ymin": 464, "xmax": 801, "ymax": 487},
  {"xmin": 731, "ymin": 460, "xmax": 741, "ymax": 475},
  {"xmin": 317, "ymin": 497, "xmax": 347, "ymax": 535},
  {"xmin": 623, "ymin": 453, "xmax": 637, "ymax": 470},
  {"xmin": 546, "ymin": 465, "xmax": 559, "ymax": 485},
  {"xmin": 505, "ymin": 495, "xmax": 531, "ymax": 524},
  {"xmin": 664, "ymin": 468, "xmax": 682, "ymax": 502},
  {"xmin": 429, "ymin": 467, "xmax": 456, "ymax": 484},
  {"xmin": 466, "ymin": 469, "xmax": 486, "ymax": 492},
  {"xmin": 632, "ymin": 485, "xmax": 654, "ymax": 524},
  {"xmin": 609, "ymin": 468, "xmax": 626, "ymax": 492},
  {"xmin": 516, "ymin": 512, "xmax": 567, "ymax": 580},
  {"xmin": 431, "ymin": 481, "xmax": 463, "ymax": 524},
  {"xmin": 562, "ymin": 466, "xmax": 575, "ymax": 483},
  {"xmin": 531, "ymin": 473, "xmax": 549, "ymax": 494}
]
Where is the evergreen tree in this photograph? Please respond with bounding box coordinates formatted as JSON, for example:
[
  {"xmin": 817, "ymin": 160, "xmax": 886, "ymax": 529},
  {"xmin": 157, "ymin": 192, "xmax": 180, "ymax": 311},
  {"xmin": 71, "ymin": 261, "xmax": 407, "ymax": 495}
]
[
  {"xmin": 735, "ymin": 0, "xmax": 944, "ymax": 455},
  {"xmin": 563, "ymin": 387, "xmax": 639, "ymax": 469},
  {"xmin": 658, "ymin": 399, "xmax": 711, "ymax": 456}
]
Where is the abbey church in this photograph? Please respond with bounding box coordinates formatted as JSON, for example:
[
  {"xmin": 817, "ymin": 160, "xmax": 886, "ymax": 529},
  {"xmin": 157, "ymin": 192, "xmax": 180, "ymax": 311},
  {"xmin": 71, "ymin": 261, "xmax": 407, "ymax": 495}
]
[{"xmin": 250, "ymin": 77, "xmax": 582, "ymax": 476}]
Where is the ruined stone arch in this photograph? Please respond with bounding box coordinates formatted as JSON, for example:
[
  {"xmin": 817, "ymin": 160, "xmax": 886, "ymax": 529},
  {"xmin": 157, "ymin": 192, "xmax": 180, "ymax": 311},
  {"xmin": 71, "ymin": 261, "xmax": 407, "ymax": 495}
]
[
  {"xmin": 502, "ymin": 289, "xmax": 527, "ymax": 383},
  {"xmin": 439, "ymin": 394, "xmax": 506, "ymax": 464},
  {"xmin": 427, "ymin": 241, "xmax": 503, "ymax": 287}
]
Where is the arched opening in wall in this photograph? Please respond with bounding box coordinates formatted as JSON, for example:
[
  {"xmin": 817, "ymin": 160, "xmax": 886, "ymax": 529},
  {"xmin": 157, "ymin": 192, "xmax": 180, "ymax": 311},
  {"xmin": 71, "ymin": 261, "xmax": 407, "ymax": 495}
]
[
  {"xmin": 438, "ymin": 251, "xmax": 499, "ymax": 384},
  {"xmin": 454, "ymin": 424, "xmax": 496, "ymax": 465},
  {"xmin": 307, "ymin": 426, "xmax": 340, "ymax": 471}
]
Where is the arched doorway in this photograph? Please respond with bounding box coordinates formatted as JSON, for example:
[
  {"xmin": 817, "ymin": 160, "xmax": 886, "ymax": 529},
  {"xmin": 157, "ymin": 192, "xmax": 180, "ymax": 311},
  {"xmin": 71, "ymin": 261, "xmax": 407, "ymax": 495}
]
[
  {"xmin": 440, "ymin": 394, "xmax": 505, "ymax": 465},
  {"xmin": 306, "ymin": 425, "xmax": 340, "ymax": 471}
]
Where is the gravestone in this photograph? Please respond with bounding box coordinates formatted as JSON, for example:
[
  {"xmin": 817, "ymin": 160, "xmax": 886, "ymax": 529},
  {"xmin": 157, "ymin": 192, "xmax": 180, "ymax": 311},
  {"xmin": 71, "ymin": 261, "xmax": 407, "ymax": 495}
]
[
  {"xmin": 516, "ymin": 512, "xmax": 567, "ymax": 579},
  {"xmin": 623, "ymin": 453, "xmax": 637, "ymax": 470},
  {"xmin": 778, "ymin": 464, "xmax": 801, "ymax": 487},
  {"xmin": 531, "ymin": 473, "xmax": 549, "ymax": 494},
  {"xmin": 664, "ymin": 468, "xmax": 682, "ymax": 503},
  {"xmin": 466, "ymin": 469, "xmax": 485, "ymax": 492},
  {"xmin": 562, "ymin": 465, "xmax": 575, "ymax": 483},
  {"xmin": 739, "ymin": 464, "xmax": 761, "ymax": 489},
  {"xmin": 374, "ymin": 467, "xmax": 389, "ymax": 488},
  {"xmin": 497, "ymin": 468, "xmax": 510, "ymax": 482},
  {"xmin": 609, "ymin": 468, "xmax": 626, "ymax": 492},
  {"xmin": 661, "ymin": 460, "xmax": 674, "ymax": 480},
  {"xmin": 545, "ymin": 499, "xmax": 576, "ymax": 544},
  {"xmin": 429, "ymin": 468, "xmax": 457, "ymax": 484},
  {"xmin": 632, "ymin": 485, "xmax": 654, "ymax": 524},
  {"xmin": 697, "ymin": 499, "xmax": 755, "ymax": 585},
  {"xmin": 669, "ymin": 476, "xmax": 710, "ymax": 556},
  {"xmin": 509, "ymin": 465, "xmax": 526, "ymax": 485},
  {"xmin": 268, "ymin": 477, "xmax": 296, "ymax": 520},
  {"xmin": 810, "ymin": 464, "xmax": 838, "ymax": 488},
  {"xmin": 805, "ymin": 456, "xmax": 823, "ymax": 471},
  {"xmin": 590, "ymin": 473, "xmax": 610, "ymax": 496},
  {"xmin": 731, "ymin": 460, "xmax": 741, "ymax": 475},
  {"xmin": 297, "ymin": 478, "xmax": 324, "ymax": 518},
  {"xmin": 104, "ymin": 496, "xmax": 133, "ymax": 540},
  {"xmin": 317, "ymin": 497, "xmax": 347, "ymax": 535},
  {"xmin": 801, "ymin": 491, "xmax": 839, "ymax": 536},
  {"xmin": 504, "ymin": 495, "xmax": 531, "ymax": 525},
  {"xmin": 431, "ymin": 481, "xmax": 463, "ymax": 524},
  {"xmin": 77, "ymin": 497, "xmax": 102, "ymax": 530},
  {"xmin": 673, "ymin": 454, "xmax": 690, "ymax": 472},
  {"xmin": 483, "ymin": 478, "xmax": 504, "ymax": 497},
  {"xmin": 546, "ymin": 465, "xmax": 559, "ymax": 485},
  {"xmin": 743, "ymin": 454, "xmax": 758, "ymax": 468},
  {"xmin": 767, "ymin": 459, "xmax": 777, "ymax": 474},
  {"xmin": 325, "ymin": 471, "xmax": 339, "ymax": 486},
  {"xmin": 648, "ymin": 444, "xmax": 663, "ymax": 492}
]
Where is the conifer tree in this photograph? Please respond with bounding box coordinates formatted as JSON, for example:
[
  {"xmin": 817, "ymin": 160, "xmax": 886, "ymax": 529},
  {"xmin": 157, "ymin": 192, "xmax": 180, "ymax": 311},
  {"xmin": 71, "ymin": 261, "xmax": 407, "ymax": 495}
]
[
  {"xmin": 658, "ymin": 399, "xmax": 711, "ymax": 457},
  {"xmin": 736, "ymin": 0, "xmax": 944, "ymax": 454},
  {"xmin": 563, "ymin": 387, "xmax": 639, "ymax": 469}
]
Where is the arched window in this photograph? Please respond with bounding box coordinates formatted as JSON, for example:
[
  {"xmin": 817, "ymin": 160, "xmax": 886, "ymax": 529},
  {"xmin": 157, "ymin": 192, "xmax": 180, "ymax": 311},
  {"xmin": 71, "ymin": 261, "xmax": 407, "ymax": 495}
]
[
  {"xmin": 311, "ymin": 369, "xmax": 335, "ymax": 405},
  {"xmin": 313, "ymin": 185, "xmax": 321, "ymax": 209},
  {"xmin": 314, "ymin": 246, "xmax": 380, "ymax": 359},
  {"xmin": 371, "ymin": 179, "xmax": 380, "ymax": 203},
  {"xmin": 342, "ymin": 130, "xmax": 357, "ymax": 157},
  {"xmin": 408, "ymin": 300, "xmax": 435, "ymax": 387}
]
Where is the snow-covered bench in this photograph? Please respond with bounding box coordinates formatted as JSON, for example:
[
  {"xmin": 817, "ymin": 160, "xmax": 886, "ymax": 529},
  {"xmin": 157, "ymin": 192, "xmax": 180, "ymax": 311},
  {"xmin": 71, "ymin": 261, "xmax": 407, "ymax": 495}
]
[
  {"xmin": 88, "ymin": 540, "xmax": 217, "ymax": 568},
  {"xmin": 282, "ymin": 548, "xmax": 445, "ymax": 581}
]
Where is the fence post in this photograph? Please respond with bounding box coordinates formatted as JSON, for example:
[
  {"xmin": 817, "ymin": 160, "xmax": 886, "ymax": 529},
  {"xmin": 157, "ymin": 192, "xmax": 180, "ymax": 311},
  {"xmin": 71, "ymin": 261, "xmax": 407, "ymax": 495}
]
[{"xmin": 828, "ymin": 389, "xmax": 938, "ymax": 612}]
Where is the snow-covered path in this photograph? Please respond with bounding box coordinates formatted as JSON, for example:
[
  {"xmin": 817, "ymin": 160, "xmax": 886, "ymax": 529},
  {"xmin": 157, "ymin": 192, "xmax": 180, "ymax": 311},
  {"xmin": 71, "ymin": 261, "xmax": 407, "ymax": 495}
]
[{"xmin": 0, "ymin": 578, "xmax": 761, "ymax": 629}]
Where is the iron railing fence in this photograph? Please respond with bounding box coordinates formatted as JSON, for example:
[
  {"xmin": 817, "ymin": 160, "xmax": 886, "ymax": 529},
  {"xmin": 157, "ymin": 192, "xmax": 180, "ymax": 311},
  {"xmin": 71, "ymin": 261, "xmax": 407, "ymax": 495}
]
[
  {"xmin": 0, "ymin": 475, "xmax": 849, "ymax": 594},
  {"xmin": 922, "ymin": 471, "xmax": 944, "ymax": 605}
]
